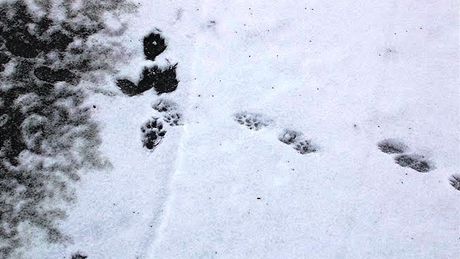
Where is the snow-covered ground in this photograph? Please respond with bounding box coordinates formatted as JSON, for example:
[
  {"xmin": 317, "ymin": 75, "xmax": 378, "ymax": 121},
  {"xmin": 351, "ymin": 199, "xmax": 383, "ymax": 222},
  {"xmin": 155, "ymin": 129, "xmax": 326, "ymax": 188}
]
[{"xmin": 28, "ymin": 0, "xmax": 459, "ymax": 258}]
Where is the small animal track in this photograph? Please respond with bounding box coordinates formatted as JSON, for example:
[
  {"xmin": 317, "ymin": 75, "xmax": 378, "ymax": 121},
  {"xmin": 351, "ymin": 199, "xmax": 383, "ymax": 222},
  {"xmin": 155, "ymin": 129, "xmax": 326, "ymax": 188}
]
[
  {"xmin": 163, "ymin": 112, "xmax": 182, "ymax": 126},
  {"xmin": 377, "ymin": 139, "xmax": 434, "ymax": 173},
  {"xmin": 394, "ymin": 154, "xmax": 432, "ymax": 173},
  {"xmin": 141, "ymin": 117, "xmax": 166, "ymax": 150},
  {"xmin": 449, "ymin": 175, "xmax": 460, "ymax": 191},
  {"xmin": 278, "ymin": 129, "xmax": 318, "ymax": 155},
  {"xmin": 278, "ymin": 129, "xmax": 300, "ymax": 144},
  {"xmin": 152, "ymin": 98, "xmax": 183, "ymax": 126},
  {"xmin": 234, "ymin": 112, "xmax": 271, "ymax": 131},
  {"xmin": 233, "ymin": 112, "xmax": 319, "ymax": 155},
  {"xmin": 377, "ymin": 139, "xmax": 408, "ymax": 154},
  {"xmin": 293, "ymin": 139, "xmax": 318, "ymax": 154},
  {"xmin": 152, "ymin": 98, "xmax": 178, "ymax": 113},
  {"xmin": 71, "ymin": 252, "xmax": 88, "ymax": 259}
]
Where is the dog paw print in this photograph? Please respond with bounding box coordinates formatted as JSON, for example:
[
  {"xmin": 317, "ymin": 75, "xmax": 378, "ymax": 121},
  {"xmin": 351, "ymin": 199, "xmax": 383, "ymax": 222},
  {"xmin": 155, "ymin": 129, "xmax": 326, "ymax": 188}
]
[
  {"xmin": 141, "ymin": 117, "xmax": 166, "ymax": 150},
  {"xmin": 278, "ymin": 129, "xmax": 318, "ymax": 155},
  {"xmin": 234, "ymin": 112, "xmax": 271, "ymax": 131},
  {"xmin": 377, "ymin": 138, "xmax": 434, "ymax": 173},
  {"xmin": 449, "ymin": 175, "xmax": 460, "ymax": 191}
]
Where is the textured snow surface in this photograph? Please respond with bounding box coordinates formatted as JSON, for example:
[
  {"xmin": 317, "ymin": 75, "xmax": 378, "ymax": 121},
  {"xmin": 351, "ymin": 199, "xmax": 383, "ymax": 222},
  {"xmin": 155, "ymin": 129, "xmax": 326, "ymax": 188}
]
[{"xmin": 20, "ymin": 0, "xmax": 460, "ymax": 258}]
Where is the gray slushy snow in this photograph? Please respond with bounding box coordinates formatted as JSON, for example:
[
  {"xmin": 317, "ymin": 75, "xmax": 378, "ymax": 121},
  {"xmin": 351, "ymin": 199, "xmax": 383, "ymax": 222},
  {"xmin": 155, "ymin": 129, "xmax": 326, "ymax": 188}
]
[{"xmin": 23, "ymin": 0, "xmax": 459, "ymax": 258}]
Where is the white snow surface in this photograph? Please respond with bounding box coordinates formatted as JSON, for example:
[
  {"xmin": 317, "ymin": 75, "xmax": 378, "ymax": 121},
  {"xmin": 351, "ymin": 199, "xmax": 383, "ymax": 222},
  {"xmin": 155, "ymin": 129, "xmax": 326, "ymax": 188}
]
[{"xmin": 29, "ymin": 0, "xmax": 459, "ymax": 258}]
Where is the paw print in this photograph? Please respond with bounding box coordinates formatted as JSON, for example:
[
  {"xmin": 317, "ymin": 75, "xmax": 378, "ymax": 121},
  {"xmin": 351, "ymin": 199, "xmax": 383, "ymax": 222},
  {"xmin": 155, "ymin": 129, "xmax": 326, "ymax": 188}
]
[
  {"xmin": 293, "ymin": 140, "xmax": 318, "ymax": 154},
  {"xmin": 152, "ymin": 98, "xmax": 177, "ymax": 113},
  {"xmin": 377, "ymin": 139, "xmax": 408, "ymax": 154},
  {"xmin": 141, "ymin": 118, "xmax": 166, "ymax": 150},
  {"xmin": 394, "ymin": 154, "xmax": 432, "ymax": 173},
  {"xmin": 234, "ymin": 112, "xmax": 271, "ymax": 131},
  {"xmin": 163, "ymin": 112, "xmax": 182, "ymax": 126},
  {"xmin": 278, "ymin": 129, "xmax": 318, "ymax": 155},
  {"xmin": 377, "ymin": 139, "xmax": 434, "ymax": 173},
  {"xmin": 152, "ymin": 98, "xmax": 183, "ymax": 126},
  {"xmin": 449, "ymin": 175, "xmax": 460, "ymax": 191}
]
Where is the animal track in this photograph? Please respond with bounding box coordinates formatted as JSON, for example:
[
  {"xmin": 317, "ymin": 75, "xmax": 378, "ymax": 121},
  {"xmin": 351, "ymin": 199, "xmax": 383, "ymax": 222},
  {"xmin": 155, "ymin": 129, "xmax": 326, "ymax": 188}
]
[
  {"xmin": 152, "ymin": 98, "xmax": 178, "ymax": 113},
  {"xmin": 116, "ymin": 30, "xmax": 178, "ymax": 96},
  {"xmin": 278, "ymin": 129, "xmax": 300, "ymax": 144},
  {"xmin": 143, "ymin": 31, "xmax": 167, "ymax": 61},
  {"xmin": 278, "ymin": 129, "xmax": 318, "ymax": 155},
  {"xmin": 449, "ymin": 175, "xmax": 460, "ymax": 191},
  {"xmin": 71, "ymin": 252, "xmax": 88, "ymax": 259},
  {"xmin": 377, "ymin": 139, "xmax": 408, "ymax": 154},
  {"xmin": 139, "ymin": 64, "xmax": 179, "ymax": 94},
  {"xmin": 163, "ymin": 112, "xmax": 182, "ymax": 126},
  {"xmin": 293, "ymin": 139, "xmax": 318, "ymax": 154},
  {"xmin": 234, "ymin": 112, "xmax": 271, "ymax": 131},
  {"xmin": 377, "ymin": 139, "xmax": 434, "ymax": 173},
  {"xmin": 141, "ymin": 118, "xmax": 166, "ymax": 150},
  {"xmin": 394, "ymin": 154, "xmax": 432, "ymax": 173},
  {"xmin": 233, "ymin": 113, "xmax": 319, "ymax": 155},
  {"xmin": 152, "ymin": 98, "xmax": 183, "ymax": 126}
]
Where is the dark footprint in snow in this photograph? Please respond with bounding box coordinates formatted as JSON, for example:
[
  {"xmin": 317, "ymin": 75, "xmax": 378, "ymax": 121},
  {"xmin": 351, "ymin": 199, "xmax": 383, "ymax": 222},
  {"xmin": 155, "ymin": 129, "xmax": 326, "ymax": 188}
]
[
  {"xmin": 141, "ymin": 118, "xmax": 167, "ymax": 150},
  {"xmin": 138, "ymin": 64, "xmax": 179, "ymax": 94},
  {"xmin": 71, "ymin": 252, "xmax": 88, "ymax": 259},
  {"xmin": 278, "ymin": 129, "xmax": 318, "ymax": 155},
  {"xmin": 116, "ymin": 64, "xmax": 179, "ymax": 96},
  {"xmin": 449, "ymin": 175, "xmax": 460, "ymax": 191},
  {"xmin": 143, "ymin": 30, "xmax": 167, "ymax": 61},
  {"xmin": 234, "ymin": 112, "xmax": 272, "ymax": 131},
  {"xmin": 378, "ymin": 139, "xmax": 434, "ymax": 173},
  {"xmin": 293, "ymin": 140, "xmax": 318, "ymax": 154},
  {"xmin": 377, "ymin": 139, "xmax": 408, "ymax": 154},
  {"xmin": 233, "ymin": 114, "xmax": 319, "ymax": 155},
  {"xmin": 394, "ymin": 154, "xmax": 433, "ymax": 173},
  {"xmin": 116, "ymin": 31, "xmax": 178, "ymax": 96}
]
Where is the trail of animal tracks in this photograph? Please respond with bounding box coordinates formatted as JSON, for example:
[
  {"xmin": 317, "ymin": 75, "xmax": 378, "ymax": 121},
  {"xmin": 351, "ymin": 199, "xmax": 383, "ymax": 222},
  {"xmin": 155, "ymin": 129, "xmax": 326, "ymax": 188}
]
[{"xmin": 2, "ymin": 0, "xmax": 458, "ymax": 258}]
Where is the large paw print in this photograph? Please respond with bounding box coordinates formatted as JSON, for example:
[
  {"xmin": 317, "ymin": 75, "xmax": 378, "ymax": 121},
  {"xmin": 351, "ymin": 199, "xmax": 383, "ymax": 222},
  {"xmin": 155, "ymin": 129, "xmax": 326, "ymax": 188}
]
[{"xmin": 141, "ymin": 118, "xmax": 166, "ymax": 150}]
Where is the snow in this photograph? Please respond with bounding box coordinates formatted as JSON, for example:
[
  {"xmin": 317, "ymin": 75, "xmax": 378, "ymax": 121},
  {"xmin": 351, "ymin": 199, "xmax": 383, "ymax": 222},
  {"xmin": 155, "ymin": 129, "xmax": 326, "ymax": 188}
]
[{"xmin": 27, "ymin": 0, "xmax": 459, "ymax": 258}]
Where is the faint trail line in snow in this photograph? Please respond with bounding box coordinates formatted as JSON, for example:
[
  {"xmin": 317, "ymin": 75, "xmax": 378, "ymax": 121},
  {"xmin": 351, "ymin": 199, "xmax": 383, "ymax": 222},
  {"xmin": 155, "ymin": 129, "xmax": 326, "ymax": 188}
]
[{"xmin": 136, "ymin": 3, "xmax": 204, "ymax": 259}]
